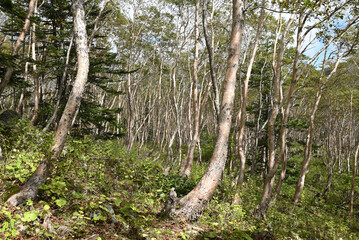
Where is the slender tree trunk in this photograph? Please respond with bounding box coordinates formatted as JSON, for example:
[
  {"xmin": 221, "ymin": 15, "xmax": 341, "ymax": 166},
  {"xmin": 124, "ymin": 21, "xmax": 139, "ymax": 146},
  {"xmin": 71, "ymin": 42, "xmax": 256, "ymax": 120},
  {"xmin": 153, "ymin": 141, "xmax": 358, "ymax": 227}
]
[
  {"xmin": 259, "ymin": 12, "xmax": 300, "ymax": 213},
  {"xmin": 170, "ymin": 0, "xmax": 244, "ymax": 221},
  {"xmin": 232, "ymin": 0, "xmax": 266, "ymax": 205},
  {"xmin": 350, "ymin": 142, "xmax": 359, "ymax": 218},
  {"xmin": 258, "ymin": 13, "xmax": 294, "ymax": 214},
  {"xmin": 274, "ymin": 145, "xmax": 288, "ymax": 197},
  {"xmin": 6, "ymin": 0, "xmax": 89, "ymax": 207},
  {"xmin": 43, "ymin": 36, "xmax": 74, "ymax": 132},
  {"xmin": 202, "ymin": 0, "xmax": 219, "ymax": 120},
  {"xmin": 87, "ymin": 0, "xmax": 110, "ymax": 49},
  {"xmin": 293, "ymin": 51, "xmax": 342, "ymax": 205},
  {"xmin": 274, "ymin": 72, "xmax": 310, "ymax": 198},
  {"xmin": 43, "ymin": 0, "xmax": 109, "ymax": 131},
  {"xmin": 0, "ymin": 0, "xmax": 36, "ymax": 96},
  {"xmin": 125, "ymin": 7, "xmax": 143, "ymax": 151},
  {"xmin": 30, "ymin": 3, "xmax": 40, "ymax": 124},
  {"xmin": 17, "ymin": 34, "xmax": 32, "ymax": 115},
  {"xmin": 164, "ymin": 131, "xmax": 177, "ymax": 175},
  {"xmin": 180, "ymin": 0, "xmax": 200, "ymax": 178}
]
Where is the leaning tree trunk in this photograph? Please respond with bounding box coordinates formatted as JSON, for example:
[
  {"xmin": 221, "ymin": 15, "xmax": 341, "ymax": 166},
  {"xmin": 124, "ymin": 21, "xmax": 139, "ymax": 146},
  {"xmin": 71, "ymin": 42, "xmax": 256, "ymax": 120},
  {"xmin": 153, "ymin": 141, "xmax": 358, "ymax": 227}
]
[
  {"xmin": 0, "ymin": 0, "xmax": 36, "ymax": 96},
  {"xmin": 169, "ymin": 0, "xmax": 244, "ymax": 221},
  {"xmin": 6, "ymin": 0, "xmax": 89, "ymax": 207}
]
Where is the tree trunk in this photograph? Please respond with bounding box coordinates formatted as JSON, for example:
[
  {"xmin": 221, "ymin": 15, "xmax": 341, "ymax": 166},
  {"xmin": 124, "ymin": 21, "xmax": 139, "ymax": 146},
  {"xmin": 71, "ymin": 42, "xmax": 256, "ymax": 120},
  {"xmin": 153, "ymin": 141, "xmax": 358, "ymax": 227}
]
[
  {"xmin": 293, "ymin": 51, "xmax": 342, "ymax": 205},
  {"xmin": 0, "ymin": 0, "xmax": 36, "ymax": 96},
  {"xmin": 17, "ymin": 35, "xmax": 32, "ymax": 115},
  {"xmin": 42, "ymin": 35, "xmax": 74, "ymax": 132},
  {"xmin": 6, "ymin": 0, "xmax": 89, "ymax": 207},
  {"xmin": 350, "ymin": 142, "xmax": 359, "ymax": 218},
  {"xmin": 258, "ymin": 13, "xmax": 294, "ymax": 214},
  {"xmin": 274, "ymin": 145, "xmax": 288, "ymax": 198},
  {"xmin": 232, "ymin": 0, "xmax": 265, "ymax": 205},
  {"xmin": 171, "ymin": 0, "xmax": 244, "ymax": 221},
  {"xmin": 180, "ymin": 0, "xmax": 200, "ymax": 178},
  {"xmin": 125, "ymin": 4, "xmax": 143, "ymax": 151},
  {"xmin": 30, "ymin": 4, "xmax": 40, "ymax": 125},
  {"xmin": 202, "ymin": 0, "xmax": 219, "ymax": 120},
  {"xmin": 164, "ymin": 131, "xmax": 177, "ymax": 175}
]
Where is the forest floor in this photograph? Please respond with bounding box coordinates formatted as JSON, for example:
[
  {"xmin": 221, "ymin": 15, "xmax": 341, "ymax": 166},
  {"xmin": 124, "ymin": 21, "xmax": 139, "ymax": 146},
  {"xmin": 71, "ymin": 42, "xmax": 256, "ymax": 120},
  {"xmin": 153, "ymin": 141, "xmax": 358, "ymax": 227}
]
[{"xmin": 1, "ymin": 131, "xmax": 359, "ymax": 239}]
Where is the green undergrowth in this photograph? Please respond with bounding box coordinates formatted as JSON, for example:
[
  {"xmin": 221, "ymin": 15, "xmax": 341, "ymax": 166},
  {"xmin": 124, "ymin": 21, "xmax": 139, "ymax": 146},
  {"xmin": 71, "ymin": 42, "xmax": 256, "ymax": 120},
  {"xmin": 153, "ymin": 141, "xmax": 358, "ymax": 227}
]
[{"xmin": 1, "ymin": 124, "xmax": 359, "ymax": 239}]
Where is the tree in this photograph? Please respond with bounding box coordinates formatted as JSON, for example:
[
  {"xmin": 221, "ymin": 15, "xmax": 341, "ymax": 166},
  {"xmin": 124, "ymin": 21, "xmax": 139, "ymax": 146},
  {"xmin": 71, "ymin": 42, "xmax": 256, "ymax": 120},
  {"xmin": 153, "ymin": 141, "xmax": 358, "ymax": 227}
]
[
  {"xmin": 169, "ymin": 0, "xmax": 244, "ymax": 220},
  {"xmin": 232, "ymin": 0, "xmax": 266, "ymax": 204},
  {"xmin": 258, "ymin": 0, "xmax": 359, "ymax": 214},
  {"xmin": 6, "ymin": 0, "xmax": 89, "ymax": 206},
  {"xmin": 179, "ymin": 0, "xmax": 200, "ymax": 177},
  {"xmin": 0, "ymin": 0, "xmax": 36, "ymax": 96},
  {"xmin": 202, "ymin": 0, "xmax": 220, "ymax": 120},
  {"xmin": 258, "ymin": 10, "xmax": 295, "ymax": 214},
  {"xmin": 294, "ymin": 30, "xmax": 359, "ymax": 204},
  {"xmin": 350, "ymin": 142, "xmax": 359, "ymax": 218},
  {"xmin": 292, "ymin": 51, "xmax": 342, "ymax": 205}
]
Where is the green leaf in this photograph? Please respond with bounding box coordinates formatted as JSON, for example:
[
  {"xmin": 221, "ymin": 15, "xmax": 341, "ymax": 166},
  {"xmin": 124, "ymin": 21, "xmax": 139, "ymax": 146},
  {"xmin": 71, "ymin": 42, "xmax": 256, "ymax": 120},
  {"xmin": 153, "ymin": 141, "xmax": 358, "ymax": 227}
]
[
  {"xmin": 26, "ymin": 199, "xmax": 33, "ymax": 206},
  {"xmin": 72, "ymin": 191, "xmax": 82, "ymax": 199},
  {"xmin": 21, "ymin": 211, "xmax": 38, "ymax": 222},
  {"xmin": 114, "ymin": 198, "xmax": 122, "ymax": 206},
  {"xmin": 5, "ymin": 165, "xmax": 14, "ymax": 170},
  {"xmin": 55, "ymin": 198, "xmax": 67, "ymax": 207},
  {"xmin": 90, "ymin": 202, "xmax": 96, "ymax": 208},
  {"xmin": 43, "ymin": 205, "xmax": 50, "ymax": 210}
]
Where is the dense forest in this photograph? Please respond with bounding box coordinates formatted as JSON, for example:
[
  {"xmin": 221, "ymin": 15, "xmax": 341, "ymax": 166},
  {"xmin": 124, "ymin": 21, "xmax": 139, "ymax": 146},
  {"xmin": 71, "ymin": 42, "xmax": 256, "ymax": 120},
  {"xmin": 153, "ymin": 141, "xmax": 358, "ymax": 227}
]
[{"xmin": 1, "ymin": 0, "xmax": 359, "ymax": 239}]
